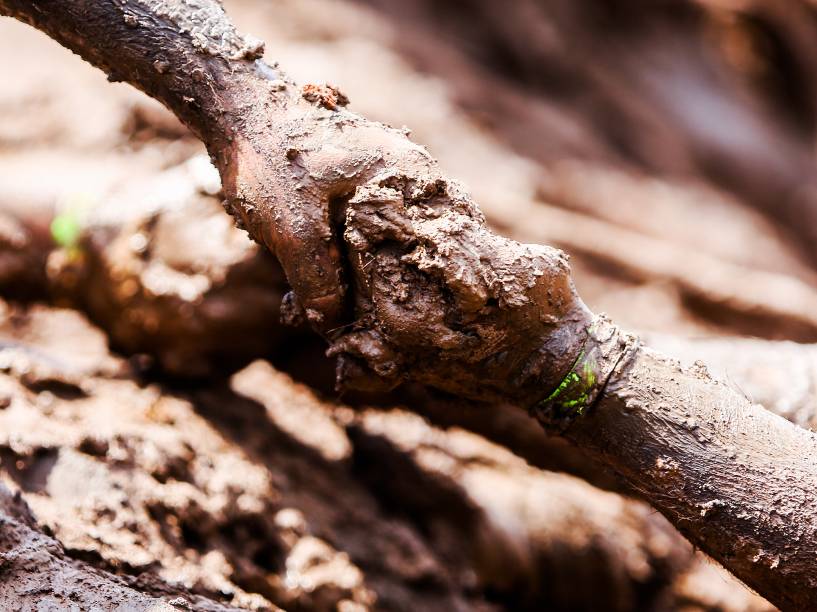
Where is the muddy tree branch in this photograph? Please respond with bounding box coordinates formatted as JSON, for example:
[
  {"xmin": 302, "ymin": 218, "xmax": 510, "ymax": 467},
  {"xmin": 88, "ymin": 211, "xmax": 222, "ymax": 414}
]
[
  {"xmin": 534, "ymin": 320, "xmax": 817, "ymax": 611},
  {"xmin": 649, "ymin": 333, "xmax": 817, "ymax": 430},
  {"xmin": 0, "ymin": 0, "xmax": 349, "ymax": 330},
  {"xmin": 3, "ymin": 1, "xmax": 817, "ymax": 609}
]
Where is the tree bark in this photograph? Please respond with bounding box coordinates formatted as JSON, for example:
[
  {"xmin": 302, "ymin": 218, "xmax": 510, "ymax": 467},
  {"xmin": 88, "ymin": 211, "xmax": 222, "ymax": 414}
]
[
  {"xmin": 3, "ymin": 1, "xmax": 817, "ymax": 609},
  {"xmin": 0, "ymin": 0, "xmax": 349, "ymax": 330},
  {"xmin": 648, "ymin": 332, "xmax": 817, "ymax": 430},
  {"xmin": 534, "ymin": 318, "xmax": 817, "ymax": 611}
]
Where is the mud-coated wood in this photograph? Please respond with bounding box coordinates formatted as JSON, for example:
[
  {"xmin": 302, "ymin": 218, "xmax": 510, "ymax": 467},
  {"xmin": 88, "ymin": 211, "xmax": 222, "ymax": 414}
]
[{"xmin": 551, "ymin": 330, "xmax": 817, "ymax": 611}]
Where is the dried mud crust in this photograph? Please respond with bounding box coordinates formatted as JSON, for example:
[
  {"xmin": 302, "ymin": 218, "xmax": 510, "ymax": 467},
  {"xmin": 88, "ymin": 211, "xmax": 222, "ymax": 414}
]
[
  {"xmin": 327, "ymin": 169, "xmax": 592, "ymax": 405},
  {"xmin": 30, "ymin": 147, "xmax": 589, "ymax": 409},
  {"xmin": 0, "ymin": 300, "xmax": 744, "ymax": 611}
]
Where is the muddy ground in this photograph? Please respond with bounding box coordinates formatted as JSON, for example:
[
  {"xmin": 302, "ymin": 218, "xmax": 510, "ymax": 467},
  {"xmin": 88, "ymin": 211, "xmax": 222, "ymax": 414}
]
[{"xmin": 3, "ymin": 0, "xmax": 817, "ymax": 609}]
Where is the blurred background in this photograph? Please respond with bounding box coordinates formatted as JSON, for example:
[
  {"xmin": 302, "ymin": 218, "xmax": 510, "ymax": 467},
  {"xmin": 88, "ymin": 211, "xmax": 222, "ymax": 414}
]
[{"xmin": 2, "ymin": 0, "xmax": 816, "ymax": 610}]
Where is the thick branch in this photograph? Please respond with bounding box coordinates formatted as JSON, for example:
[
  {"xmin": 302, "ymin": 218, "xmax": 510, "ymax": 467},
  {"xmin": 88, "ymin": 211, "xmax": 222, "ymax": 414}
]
[
  {"xmin": 648, "ymin": 333, "xmax": 817, "ymax": 430},
  {"xmin": 4, "ymin": 1, "xmax": 817, "ymax": 609},
  {"xmin": 534, "ymin": 320, "xmax": 817, "ymax": 611}
]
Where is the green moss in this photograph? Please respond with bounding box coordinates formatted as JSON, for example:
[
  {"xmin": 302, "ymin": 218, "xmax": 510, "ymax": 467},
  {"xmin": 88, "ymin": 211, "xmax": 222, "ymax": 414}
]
[
  {"xmin": 50, "ymin": 211, "xmax": 81, "ymax": 248},
  {"xmin": 539, "ymin": 348, "xmax": 598, "ymax": 419},
  {"xmin": 543, "ymin": 369, "xmax": 581, "ymax": 403}
]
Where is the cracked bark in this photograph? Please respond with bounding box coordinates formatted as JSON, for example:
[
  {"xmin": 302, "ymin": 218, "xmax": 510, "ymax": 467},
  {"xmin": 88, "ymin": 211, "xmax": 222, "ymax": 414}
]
[{"xmin": 2, "ymin": 1, "xmax": 817, "ymax": 609}]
